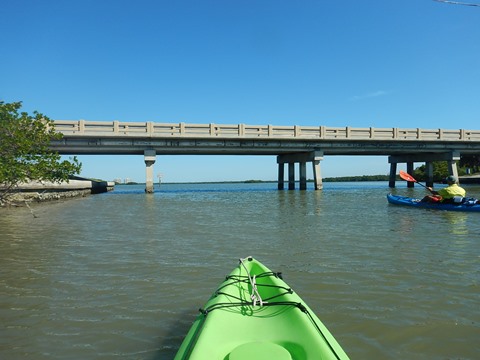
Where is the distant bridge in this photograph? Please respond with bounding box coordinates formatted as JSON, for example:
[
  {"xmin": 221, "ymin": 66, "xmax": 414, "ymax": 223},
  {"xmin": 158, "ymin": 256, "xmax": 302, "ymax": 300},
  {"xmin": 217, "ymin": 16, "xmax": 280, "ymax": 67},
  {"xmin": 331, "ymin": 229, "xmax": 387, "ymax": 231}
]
[{"xmin": 51, "ymin": 120, "xmax": 480, "ymax": 192}]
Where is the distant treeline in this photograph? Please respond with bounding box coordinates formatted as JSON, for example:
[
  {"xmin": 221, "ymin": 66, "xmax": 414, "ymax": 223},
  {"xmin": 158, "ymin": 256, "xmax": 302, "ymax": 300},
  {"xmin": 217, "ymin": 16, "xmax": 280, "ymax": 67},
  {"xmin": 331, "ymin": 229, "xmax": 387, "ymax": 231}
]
[
  {"xmin": 116, "ymin": 176, "xmax": 393, "ymax": 185},
  {"xmin": 322, "ymin": 175, "xmax": 390, "ymax": 182},
  {"xmin": 247, "ymin": 175, "xmax": 391, "ymax": 183}
]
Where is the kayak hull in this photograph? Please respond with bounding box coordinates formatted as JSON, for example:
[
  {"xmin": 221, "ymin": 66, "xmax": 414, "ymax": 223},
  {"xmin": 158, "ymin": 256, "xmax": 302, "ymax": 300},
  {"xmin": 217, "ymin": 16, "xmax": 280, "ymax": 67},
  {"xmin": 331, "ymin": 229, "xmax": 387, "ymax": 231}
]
[
  {"xmin": 387, "ymin": 194, "xmax": 480, "ymax": 212},
  {"xmin": 174, "ymin": 257, "xmax": 349, "ymax": 360}
]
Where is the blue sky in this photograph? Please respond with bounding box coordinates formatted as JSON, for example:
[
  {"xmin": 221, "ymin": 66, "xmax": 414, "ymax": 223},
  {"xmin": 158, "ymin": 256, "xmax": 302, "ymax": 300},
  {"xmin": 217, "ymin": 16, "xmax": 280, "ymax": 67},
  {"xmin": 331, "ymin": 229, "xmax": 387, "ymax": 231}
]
[{"xmin": 2, "ymin": 0, "xmax": 479, "ymax": 183}]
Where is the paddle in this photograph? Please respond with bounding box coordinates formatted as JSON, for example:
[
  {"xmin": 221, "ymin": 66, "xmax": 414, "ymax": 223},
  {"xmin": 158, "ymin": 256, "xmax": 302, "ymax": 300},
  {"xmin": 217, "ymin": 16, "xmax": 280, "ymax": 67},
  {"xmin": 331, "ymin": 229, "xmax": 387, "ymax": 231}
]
[{"xmin": 399, "ymin": 170, "xmax": 434, "ymax": 193}]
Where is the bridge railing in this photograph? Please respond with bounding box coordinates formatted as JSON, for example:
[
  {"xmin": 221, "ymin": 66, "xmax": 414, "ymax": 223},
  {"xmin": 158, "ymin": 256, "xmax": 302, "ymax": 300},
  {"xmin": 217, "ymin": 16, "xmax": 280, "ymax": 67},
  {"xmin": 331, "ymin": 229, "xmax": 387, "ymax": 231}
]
[{"xmin": 52, "ymin": 120, "xmax": 480, "ymax": 141}]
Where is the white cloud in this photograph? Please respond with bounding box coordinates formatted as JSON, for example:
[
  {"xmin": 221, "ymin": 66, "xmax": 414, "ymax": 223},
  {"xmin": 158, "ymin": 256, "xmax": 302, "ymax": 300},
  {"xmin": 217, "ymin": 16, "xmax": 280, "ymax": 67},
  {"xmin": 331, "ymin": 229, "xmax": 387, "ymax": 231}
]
[{"xmin": 350, "ymin": 90, "xmax": 389, "ymax": 101}]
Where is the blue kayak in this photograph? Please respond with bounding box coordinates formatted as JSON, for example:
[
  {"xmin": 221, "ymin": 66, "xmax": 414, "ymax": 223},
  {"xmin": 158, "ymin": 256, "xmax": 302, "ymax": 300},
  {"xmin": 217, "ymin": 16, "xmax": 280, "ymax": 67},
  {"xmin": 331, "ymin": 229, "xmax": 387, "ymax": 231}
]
[{"xmin": 387, "ymin": 194, "xmax": 480, "ymax": 212}]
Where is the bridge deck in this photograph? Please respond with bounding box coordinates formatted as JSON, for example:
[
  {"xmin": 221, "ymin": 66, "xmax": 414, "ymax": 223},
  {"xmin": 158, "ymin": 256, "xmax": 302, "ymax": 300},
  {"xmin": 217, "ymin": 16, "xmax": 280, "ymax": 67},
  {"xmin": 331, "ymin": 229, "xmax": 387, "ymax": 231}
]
[{"xmin": 51, "ymin": 120, "xmax": 480, "ymax": 156}]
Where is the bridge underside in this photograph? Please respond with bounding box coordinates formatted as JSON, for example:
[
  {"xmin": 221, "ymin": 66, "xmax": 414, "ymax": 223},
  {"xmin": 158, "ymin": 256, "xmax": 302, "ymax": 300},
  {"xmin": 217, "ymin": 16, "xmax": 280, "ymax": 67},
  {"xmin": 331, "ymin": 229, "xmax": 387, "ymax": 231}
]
[
  {"xmin": 388, "ymin": 151, "xmax": 461, "ymax": 188},
  {"xmin": 50, "ymin": 136, "xmax": 479, "ymax": 191},
  {"xmin": 50, "ymin": 136, "xmax": 480, "ymax": 156}
]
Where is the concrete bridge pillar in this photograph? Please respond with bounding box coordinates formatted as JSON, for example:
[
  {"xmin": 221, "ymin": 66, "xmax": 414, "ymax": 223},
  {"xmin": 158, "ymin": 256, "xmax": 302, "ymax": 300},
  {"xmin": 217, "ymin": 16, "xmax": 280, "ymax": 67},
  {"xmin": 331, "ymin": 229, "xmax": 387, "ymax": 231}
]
[
  {"xmin": 389, "ymin": 163, "xmax": 397, "ymax": 188},
  {"xmin": 406, "ymin": 162, "xmax": 414, "ymax": 188},
  {"xmin": 425, "ymin": 162, "xmax": 434, "ymax": 187},
  {"xmin": 277, "ymin": 164, "xmax": 285, "ymax": 190},
  {"xmin": 388, "ymin": 151, "xmax": 460, "ymax": 188},
  {"xmin": 288, "ymin": 163, "xmax": 295, "ymax": 190},
  {"xmin": 448, "ymin": 158, "xmax": 460, "ymax": 180},
  {"xmin": 277, "ymin": 150, "xmax": 323, "ymax": 191},
  {"xmin": 144, "ymin": 149, "xmax": 156, "ymax": 193},
  {"xmin": 299, "ymin": 162, "xmax": 307, "ymax": 190},
  {"xmin": 312, "ymin": 151, "xmax": 323, "ymax": 190}
]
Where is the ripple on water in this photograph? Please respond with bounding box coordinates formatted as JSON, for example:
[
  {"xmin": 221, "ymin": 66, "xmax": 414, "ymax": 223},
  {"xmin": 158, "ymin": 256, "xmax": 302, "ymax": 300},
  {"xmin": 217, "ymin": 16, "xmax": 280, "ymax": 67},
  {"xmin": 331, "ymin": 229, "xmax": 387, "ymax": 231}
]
[{"xmin": 1, "ymin": 182, "xmax": 480, "ymax": 359}]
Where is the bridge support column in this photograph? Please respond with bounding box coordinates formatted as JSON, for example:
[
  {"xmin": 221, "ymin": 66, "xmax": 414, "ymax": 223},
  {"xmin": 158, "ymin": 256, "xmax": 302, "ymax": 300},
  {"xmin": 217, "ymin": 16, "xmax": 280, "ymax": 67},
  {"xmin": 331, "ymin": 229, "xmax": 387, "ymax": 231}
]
[
  {"xmin": 426, "ymin": 162, "xmax": 434, "ymax": 187},
  {"xmin": 406, "ymin": 162, "xmax": 414, "ymax": 188},
  {"xmin": 388, "ymin": 151, "xmax": 461, "ymax": 188},
  {"xmin": 288, "ymin": 163, "xmax": 295, "ymax": 190},
  {"xmin": 277, "ymin": 164, "xmax": 285, "ymax": 190},
  {"xmin": 144, "ymin": 149, "xmax": 156, "ymax": 194},
  {"xmin": 299, "ymin": 162, "xmax": 307, "ymax": 190},
  {"xmin": 312, "ymin": 152, "xmax": 323, "ymax": 190},
  {"xmin": 447, "ymin": 158, "xmax": 459, "ymax": 180},
  {"xmin": 389, "ymin": 163, "xmax": 397, "ymax": 188},
  {"xmin": 277, "ymin": 150, "xmax": 323, "ymax": 191}
]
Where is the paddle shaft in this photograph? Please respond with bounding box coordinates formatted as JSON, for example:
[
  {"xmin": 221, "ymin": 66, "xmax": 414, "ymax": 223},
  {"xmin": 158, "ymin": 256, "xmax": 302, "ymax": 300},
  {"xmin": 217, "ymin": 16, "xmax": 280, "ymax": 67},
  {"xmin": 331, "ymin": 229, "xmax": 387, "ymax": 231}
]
[
  {"xmin": 412, "ymin": 179, "xmax": 430, "ymax": 191},
  {"xmin": 399, "ymin": 171, "xmax": 434, "ymax": 193}
]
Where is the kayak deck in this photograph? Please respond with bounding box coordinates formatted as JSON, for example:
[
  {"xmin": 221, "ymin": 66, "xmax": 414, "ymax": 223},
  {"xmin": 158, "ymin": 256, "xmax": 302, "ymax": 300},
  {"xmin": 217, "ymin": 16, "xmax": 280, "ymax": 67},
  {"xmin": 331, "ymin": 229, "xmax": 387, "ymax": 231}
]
[
  {"xmin": 387, "ymin": 194, "xmax": 480, "ymax": 212},
  {"xmin": 174, "ymin": 256, "xmax": 349, "ymax": 360}
]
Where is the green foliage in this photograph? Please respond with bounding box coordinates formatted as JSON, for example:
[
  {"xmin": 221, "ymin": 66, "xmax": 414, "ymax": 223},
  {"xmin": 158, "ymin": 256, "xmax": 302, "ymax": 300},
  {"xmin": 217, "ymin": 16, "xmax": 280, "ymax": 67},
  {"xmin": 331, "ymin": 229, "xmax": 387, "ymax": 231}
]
[
  {"xmin": 323, "ymin": 174, "xmax": 390, "ymax": 182},
  {"xmin": 459, "ymin": 154, "xmax": 480, "ymax": 173},
  {"xmin": 413, "ymin": 162, "xmax": 447, "ymax": 182},
  {"xmin": 413, "ymin": 161, "xmax": 470, "ymax": 182},
  {"xmin": 0, "ymin": 101, "xmax": 82, "ymax": 202}
]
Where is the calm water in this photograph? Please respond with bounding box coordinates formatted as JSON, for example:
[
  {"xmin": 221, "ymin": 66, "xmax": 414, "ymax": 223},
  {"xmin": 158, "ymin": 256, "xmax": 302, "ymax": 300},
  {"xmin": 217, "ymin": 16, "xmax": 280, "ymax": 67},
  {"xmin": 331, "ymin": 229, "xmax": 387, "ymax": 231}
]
[{"xmin": 1, "ymin": 182, "xmax": 479, "ymax": 359}]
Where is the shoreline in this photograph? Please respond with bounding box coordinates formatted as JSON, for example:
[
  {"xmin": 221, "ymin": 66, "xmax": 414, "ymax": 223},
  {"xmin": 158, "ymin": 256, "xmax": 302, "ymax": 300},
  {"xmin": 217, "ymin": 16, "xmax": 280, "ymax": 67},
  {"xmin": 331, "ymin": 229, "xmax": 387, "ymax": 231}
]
[
  {"xmin": 117, "ymin": 174, "xmax": 480, "ymax": 185},
  {"xmin": 1, "ymin": 178, "xmax": 115, "ymax": 207},
  {"xmin": 3, "ymin": 189, "xmax": 92, "ymax": 207},
  {"xmin": 3, "ymin": 174, "xmax": 479, "ymax": 207}
]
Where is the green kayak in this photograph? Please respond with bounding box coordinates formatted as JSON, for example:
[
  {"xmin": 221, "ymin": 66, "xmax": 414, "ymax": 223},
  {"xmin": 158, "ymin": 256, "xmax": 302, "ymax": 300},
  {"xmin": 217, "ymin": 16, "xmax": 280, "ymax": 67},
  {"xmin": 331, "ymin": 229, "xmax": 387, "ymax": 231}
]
[{"xmin": 174, "ymin": 256, "xmax": 350, "ymax": 360}]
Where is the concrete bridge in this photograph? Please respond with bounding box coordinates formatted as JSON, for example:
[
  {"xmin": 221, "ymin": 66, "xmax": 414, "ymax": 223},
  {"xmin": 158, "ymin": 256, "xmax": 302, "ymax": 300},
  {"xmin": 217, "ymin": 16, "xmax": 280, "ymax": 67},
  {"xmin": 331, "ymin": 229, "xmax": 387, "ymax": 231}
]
[{"xmin": 51, "ymin": 120, "xmax": 480, "ymax": 192}]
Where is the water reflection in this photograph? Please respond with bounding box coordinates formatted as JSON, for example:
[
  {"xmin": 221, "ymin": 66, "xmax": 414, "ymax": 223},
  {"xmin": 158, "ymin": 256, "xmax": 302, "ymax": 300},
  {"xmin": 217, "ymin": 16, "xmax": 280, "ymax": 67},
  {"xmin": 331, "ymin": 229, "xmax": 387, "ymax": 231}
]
[{"xmin": 440, "ymin": 212, "xmax": 469, "ymax": 235}]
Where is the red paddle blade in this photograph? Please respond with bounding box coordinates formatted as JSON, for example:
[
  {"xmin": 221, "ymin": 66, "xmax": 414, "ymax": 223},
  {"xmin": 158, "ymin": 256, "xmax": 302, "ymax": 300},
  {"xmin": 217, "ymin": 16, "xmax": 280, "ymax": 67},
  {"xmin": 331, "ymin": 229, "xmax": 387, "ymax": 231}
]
[{"xmin": 399, "ymin": 170, "xmax": 417, "ymax": 182}]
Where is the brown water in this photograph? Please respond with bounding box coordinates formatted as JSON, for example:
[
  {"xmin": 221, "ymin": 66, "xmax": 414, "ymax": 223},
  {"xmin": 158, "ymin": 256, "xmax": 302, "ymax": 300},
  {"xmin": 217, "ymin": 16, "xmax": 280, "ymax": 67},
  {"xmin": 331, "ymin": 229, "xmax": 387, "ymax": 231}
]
[{"xmin": 1, "ymin": 182, "xmax": 479, "ymax": 359}]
